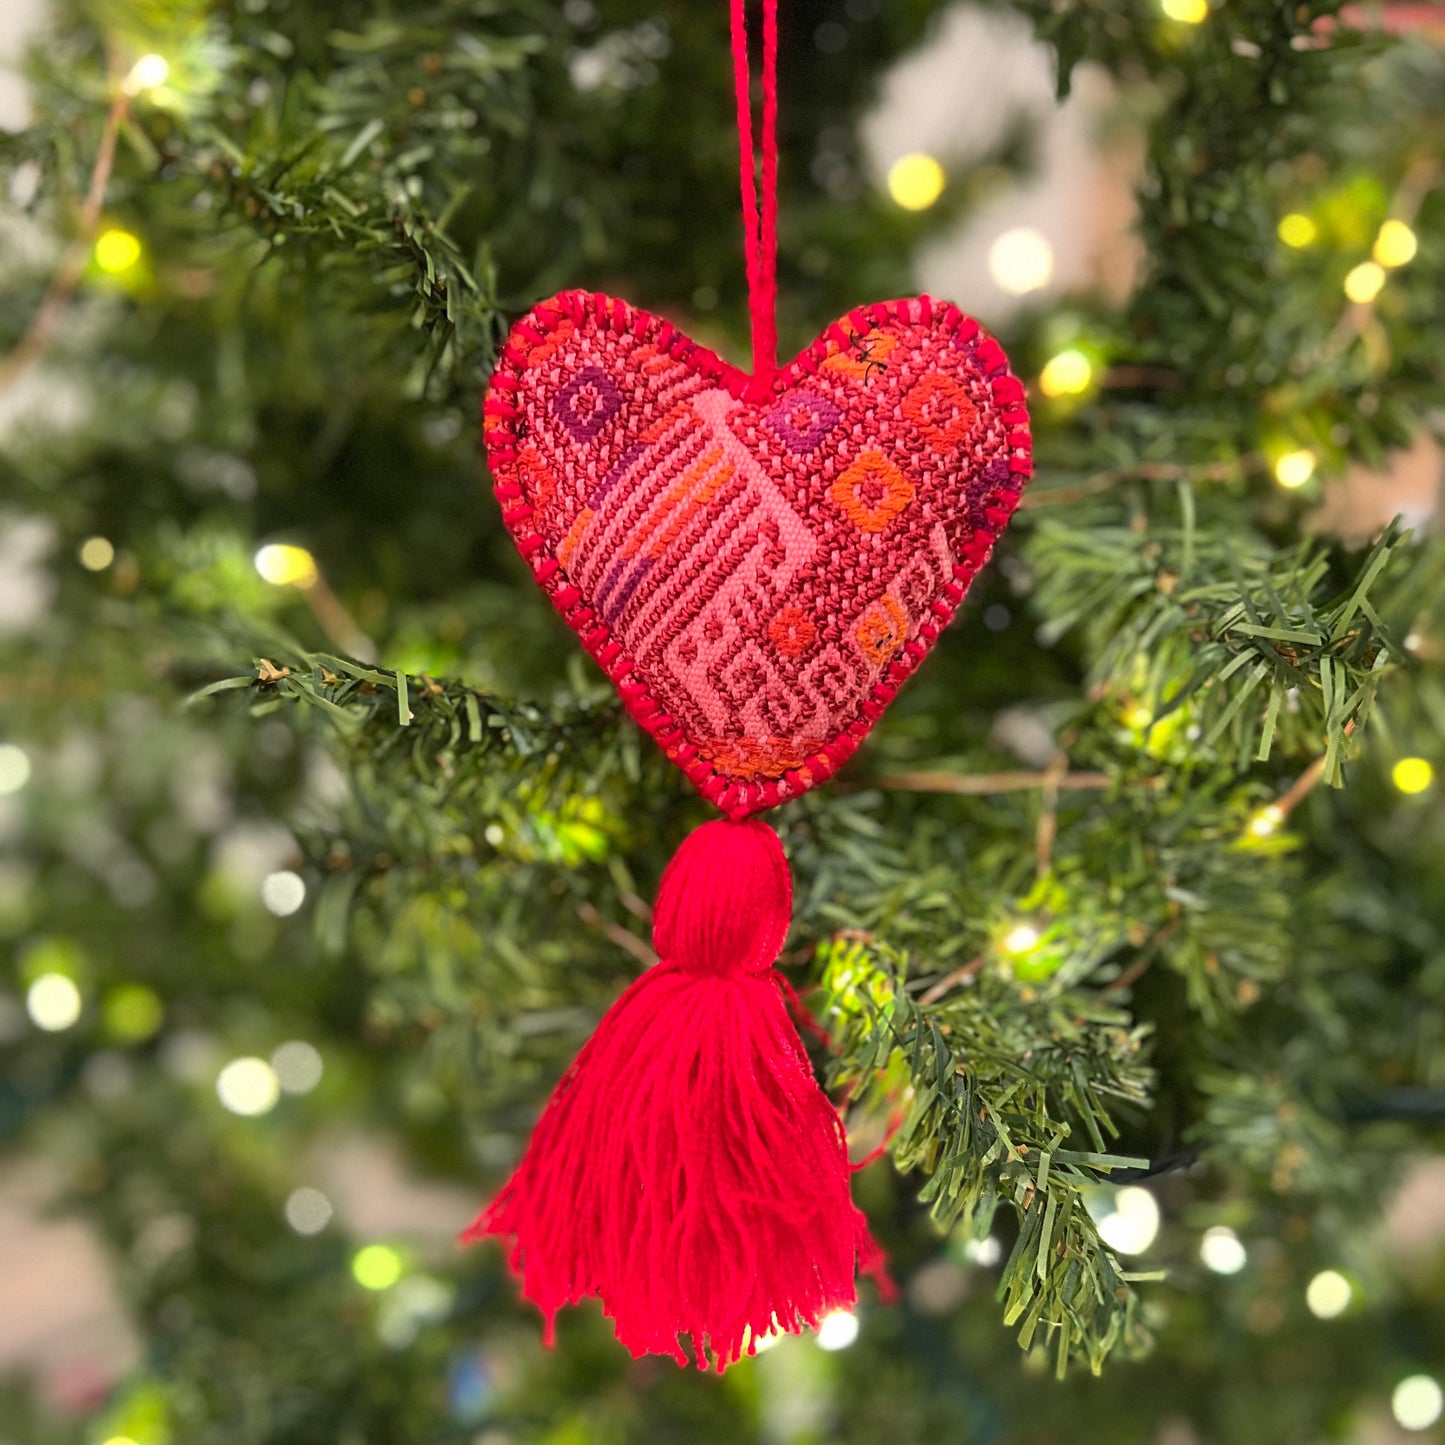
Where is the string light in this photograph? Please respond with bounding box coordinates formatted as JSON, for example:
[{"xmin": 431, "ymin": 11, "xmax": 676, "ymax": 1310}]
[
  {"xmin": 1305, "ymin": 1269, "xmax": 1352, "ymax": 1319},
  {"xmin": 254, "ymin": 543, "xmax": 319, "ymax": 588},
  {"xmin": 79, "ymin": 536, "xmax": 116, "ymax": 570},
  {"xmin": 353, "ymin": 1244, "xmax": 404, "ymax": 1291},
  {"xmin": 1096, "ymin": 1187, "xmax": 1160, "ymax": 1255},
  {"xmin": 0, "ymin": 743, "xmax": 31, "ymax": 795},
  {"xmin": 1248, "ymin": 804, "xmax": 1284, "ymax": 839},
  {"xmin": 261, "ymin": 869, "xmax": 307, "ymax": 917},
  {"xmin": 1392, "ymin": 1376, "xmax": 1444, "ymax": 1432},
  {"xmin": 216, "ymin": 1056, "xmax": 281, "ymax": 1116},
  {"xmin": 26, "ymin": 974, "xmax": 82, "ymax": 1032},
  {"xmin": 1343, "ymin": 261, "xmax": 1385, "ymax": 304},
  {"xmin": 94, "ymin": 228, "xmax": 142, "ymax": 275},
  {"xmin": 887, "ymin": 153, "xmax": 946, "ymax": 211},
  {"xmin": 988, "ymin": 228, "xmax": 1054, "ymax": 296},
  {"xmin": 285, "ymin": 1186, "xmax": 334, "ymax": 1235},
  {"xmin": 123, "ymin": 54, "xmax": 170, "ymax": 95},
  {"xmin": 1277, "ymin": 213, "xmax": 1317, "ymax": 248},
  {"xmin": 1199, "ymin": 1225, "xmax": 1247, "ymax": 1274},
  {"xmin": 1392, "ymin": 757, "xmax": 1434, "ymax": 794},
  {"xmin": 1273, "ymin": 449, "xmax": 1316, "ymax": 489},
  {"xmin": 1373, "ymin": 219, "xmax": 1418, "ymax": 269},
  {"xmin": 1038, "ymin": 349, "xmax": 1093, "ymax": 398},
  {"xmin": 815, "ymin": 1309, "xmax": 860, "ymax": 1350},
  {"xmin": 1161, "ymin": 0, "xmax": 1209, "ymax": 21},
  {"xmin": 1002, "ymin": 922, "xmax": 1041, "ymax": 956}
]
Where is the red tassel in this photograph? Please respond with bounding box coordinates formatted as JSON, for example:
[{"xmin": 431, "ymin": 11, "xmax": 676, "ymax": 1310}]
[{"xmin": 465, "ymin": 818, "xmax": 886, "ymax": 1371}]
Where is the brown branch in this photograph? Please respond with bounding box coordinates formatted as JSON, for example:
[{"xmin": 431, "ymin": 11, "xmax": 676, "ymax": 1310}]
[
  {"xmin": 918, "ymin": 956, "xmax": 985, "ymax": 1006},
  {"xmin": 0, "ymin": 87, "xmax": 131, "ymax": 396},
  {"xmin": 1019, "ymin": 458, "xmax": 1257, "ymax": 510},
  {"xmin": 576, "ymin": 901, "xmax": 657, "ymax": 969},
  {"xmin": 870, "ymin": 768, "xmax": 1114, "ymax": 795},
  {"xmin": 1033, "ymin": 749, "xmax": 1070, "ymax": 877}
]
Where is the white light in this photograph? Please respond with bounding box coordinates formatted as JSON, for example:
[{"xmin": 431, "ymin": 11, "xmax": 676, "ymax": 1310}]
[
  {"xmin": 1096, "ymin": 1186, "xmax": 1160, "ymax": 1255},
  {"xmin": 285, "ymin": 1186, "xmax": 334, "ymax": 1235},
  {"xmin": 988, "ymin": 228, "xmax": 1054, "ymax": 296},
  {"xmin": 1002, "ymin": 923, "xmax": 1041, "ymax": 956},
  {"xmin": 261, "ymin": 869, "xmax": 306, "ymax": 917},
  {"xmin": 965, "ymin": 1236, "xmax": 1003, "ymax": 1267},
  {"xmin": 1393, "ymin": 1376, "xmax": 1444, "ymax": 1432},
  {"xmin": 124, "ymin": 53, "xmax": 170, "ymax": 93},
  {"xmin": 1199, "ymin": 1225, "xmax": 1247, "ymax": 1274},
  {"xmin": 272, "ymin": 1039, "xmax": 323, "ymax": 1094},
  {"xmin": 26, "ymin": 973, "xmax": 82, "ymax": 1031},
  {"xmin": 216, "ymin": 1056, "xmax": 281, "ymax": 1116},
  {"xmin": 815, "ymin": 1309, "xmax": 860, "ymax": 1350},
  {"xmin": 1305, "ymin": 1269, "xmax": 1351, "ymax": 1319},
  {"xmin": 0, "ymin": 744, "xmax": 32, "ymax": 795}
]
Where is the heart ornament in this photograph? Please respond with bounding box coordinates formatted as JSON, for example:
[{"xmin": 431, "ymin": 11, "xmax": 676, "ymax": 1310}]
[{"xmin": 483, "ymin": 289, "xmax": 1032, "ymax": 817}]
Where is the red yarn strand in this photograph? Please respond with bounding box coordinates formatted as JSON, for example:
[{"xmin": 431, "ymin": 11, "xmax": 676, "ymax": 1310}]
[{"xmin": 729, "ymin": 0, "xmax": 779, "ymax": 380}]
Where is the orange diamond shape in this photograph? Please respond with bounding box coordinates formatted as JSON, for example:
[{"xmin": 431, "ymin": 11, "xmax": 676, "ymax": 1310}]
[{"xmin": 828, "ymin": 451, "xmax": 916, "ymax": 533}]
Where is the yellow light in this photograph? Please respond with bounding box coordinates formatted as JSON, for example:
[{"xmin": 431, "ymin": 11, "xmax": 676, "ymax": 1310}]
[
  {"xmin": 1161, "ymin": 0, "xmax": 1209, "ymax": 22},
  {"xmin": 1002, "ymin": 923, "xmax": 1041, "ymax": 956},
  {"xmin": 1277, "ymin": 213, "xmax": 1318, "ymax": 248},
  {"xmin": 1199, "ymin": 1225, "xmax": 1247, "ymax": 1274},
  {"xmin": 1305, "ymin": 1269, "xmax": 1352, "ymax": 1319},
  {"xmin": 123, "ymin": 54, "xmax": 170, "ymax": 94},
  {"xmin": 1038, "ymin": 348, "xmax": 1093, "ymax": 398},
  {"xmin": 94, "ymin": 228, "xmax": 142, "ymax": 275},
  {"xmin": 26, "ymin": 973, "xmax": 82, "ymax": 1032},
  {"xmin": 102, "ymin": 1438, "xmax": 141, "ymax": 1445},
  {"xmin": 353, "ymin": 1244, "xmax": 404, "ymax": 1291},
  {"xmin": 1392, "ymin": 757, "xmax": 1434, "ymax": 795},
  {"xmin": 1343, "ymin": 260, "xmax": 1385, "ymax": 304},
  {"xmin": 103, "ymin": 984, "xmax": 164, "ymax": 1042},
  {"xmin": 1373, "ymin": 219, "xmax": 1418, "ymax": 269},
  {"xmin": 1274, "ymin": 449, "xmax": 1316, "ymax": 489},
  {"xmin": 216, "ymin": 1057, "xmax": 280, "ymax": 1116},
  {"xmin": 887, "ymin": 153, "xmax": 946, "ymax": 212},
  {"xmin": 988, "ymin": 228, "xmax": 1054, "ymax": 296},
  {"xmin": 254, "ymin": 544, "xmax": 319, "ymax": 589},
  {"xmin": 0, "ymin": 743, "xmax": 31, "ymax": 795},
  {"xmin": 815, "ymin": 1309, "xmax": 860, "ymax": 1350},
  {"xmin": 78, "ymin": 536, "xmax": 116, "ymax": 571},
  {"xmin": 1393, "ymin": 1376, "xmax": 1444, "ymax": 1432},
  {"xmin": 1249, "ymin": 804, "xmax": 1284, "ymax": 839},
  {"xmin": 1124, "ymin": 703, "xmax": 1154, "ymax": 731}
]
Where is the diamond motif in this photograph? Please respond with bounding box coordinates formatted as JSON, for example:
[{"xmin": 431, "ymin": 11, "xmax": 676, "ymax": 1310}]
[
  {"xmin": 553, "ymin": 365, "xmax": 622, "ymax": 442},
  {"xmin": 764, "ymin": 389, "xmax": 842, "ymax": 454},
  {"xmin": 828, "ymin": 451, "xmax": 915, "ymax": 533}
]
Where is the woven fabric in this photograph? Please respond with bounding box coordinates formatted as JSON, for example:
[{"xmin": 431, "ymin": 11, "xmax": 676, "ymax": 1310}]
[{"xmin": 484, "ymin": 291, "xmax": 1032, "ymax": 817}]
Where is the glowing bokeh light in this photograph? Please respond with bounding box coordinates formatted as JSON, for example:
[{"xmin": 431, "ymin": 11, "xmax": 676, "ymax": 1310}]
[
  {"xmin": 26, "ymin": 973, "xmax": 82, "ymax": 1032},
  {"xmin": 1199, "ymin": 1225, "xmax": 1247, "ymax": 1274},
  {"xmin": 1392, "ymin": 757, "xmax": 1434, "ymax": 795},
  {"xmin": 103, "ymin": 984, "xmax": 163, "ymax": 1042},
  {"xmin": 887, "ymin": 153, "xmax": 946, "ymax": 211},
  {"xmin": 254, "ymin": 543, "xmax": 319, "ymax": 588},
  {"xmin": 1277, "ymin": 213, "xmax": 1318, "ymax": 248},
  {"xmin": 124, "ymin": 54, "xmax": 170, "ymax": 93},
  {"xmin": 0, "ymin": 743, "xmax": 32, "ymax": 795},
  {"xmin": 1392, "ymin": 1376, "xmax": 1444, "ymax": 1432},
  {"xmin": 1002, "ymin": 923, "xmax": 1041, "ymax": 956},
  {"xmin": 1038, "ymin": 349, "xmax": 1093, "ymax": 398},
  {"xmin": 94, "ymin": 228, "xmax": 142, "ymax": 275},
  {"xmin": 1305, "ymin": 1269, "xmax": 1352, "ymax": 1319},
  {"xmin": 353, "ymin": 1244, "xmax": 404, "ymax": 1291},
  {"xmin": 285, "ymin": 1186, "xmax": 334, "ymax": 1235},
  {"xmin": 1343, "ymin": 261, "xmax": 1385, "ymax": 304},
  {"xmin": 815, "ymin": 1309, "xmax": 860, "ymax": 1350},
  {"xmin": 1161, "ymin": 0, "xmax": 1208, "ymax": 21},
  {"xmin": 272, "ymin": 1039, "xmax": 323, "ymax": 1094},
  {"xmin": 261, "ymin": 869, "xmax": 306, "ymax": 917},
  {"xmin": 79, "ymin": 536, "xmax": 116, "ymax": 571},
  {"xmin": 1097, "ymin": 1187, "xmax": 1160, "ymax": 1255},
  {"xmin": 1373, "ymin": 219, "xmax": 1418, "ymax": 269},
  {"xmin": 1274, "ymin": 449, "xmax": 1316, "ymax": 489},
  {"xmin": 1249, "ymin": 804, "xmax": 1284, "ymax": 839},
  {"xmin": 216, "ymin": 1056, "xmax": 281, "ymax": 1116},
  {"xmin": 988, "ymin": 228, "xmax": 1054, "ymax": 296}
]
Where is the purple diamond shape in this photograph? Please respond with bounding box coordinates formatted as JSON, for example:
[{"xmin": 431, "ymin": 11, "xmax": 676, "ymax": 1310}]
[
  {"xmin": 765, "ymin": 389, "xmax": 842, "ymax": 454},
  {"xmin": 552, "ymin": 365, "xmax": 622, "ymax": 443}
]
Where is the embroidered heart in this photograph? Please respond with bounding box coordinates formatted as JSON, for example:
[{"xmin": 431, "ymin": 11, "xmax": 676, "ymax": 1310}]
[{"xmin": 483, "ymin": 291, "xmax": 1032, "ymax": 818}]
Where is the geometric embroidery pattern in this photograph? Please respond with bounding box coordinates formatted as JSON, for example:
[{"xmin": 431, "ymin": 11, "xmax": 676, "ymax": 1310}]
[{"xmin": 482, "ymin": 290, "xmax": 1033, "ymax": 818}]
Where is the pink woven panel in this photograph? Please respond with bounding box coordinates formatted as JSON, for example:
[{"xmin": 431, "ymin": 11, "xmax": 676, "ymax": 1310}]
[{"xmin": 483, "ymin": 291, "xmax": 1032, "ymax": 818}]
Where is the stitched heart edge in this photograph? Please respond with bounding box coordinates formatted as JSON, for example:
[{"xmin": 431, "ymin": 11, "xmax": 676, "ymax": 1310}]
[{"xmin": 482, "ymin": 289, "xmax": 1033, "ymax": 820}]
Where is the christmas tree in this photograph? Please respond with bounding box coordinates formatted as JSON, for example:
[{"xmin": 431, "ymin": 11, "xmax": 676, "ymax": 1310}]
[{"xmin": 2, "ymin": 0, "xmax": 1443, "ymax": 1440}]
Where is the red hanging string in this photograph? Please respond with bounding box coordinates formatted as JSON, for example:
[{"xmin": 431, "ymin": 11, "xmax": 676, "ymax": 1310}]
[{"xmin": 729, "ymin": 0, "xmax": 779, "ymax": 380}]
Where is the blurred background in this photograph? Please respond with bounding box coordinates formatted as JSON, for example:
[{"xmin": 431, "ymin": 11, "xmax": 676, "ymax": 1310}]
[{"xmin": 1, "ymin": 1, "xmax": 1442, "ymax": 1442}]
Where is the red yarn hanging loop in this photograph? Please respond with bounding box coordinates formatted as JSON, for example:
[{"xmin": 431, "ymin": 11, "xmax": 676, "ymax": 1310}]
[
  {"xmin": 729, "ymin": 0, "xmax": 779, "ymax": 381},
  {"xmin": 467, "ymin": 820, "xmax": 886, "ymax": 1371}
]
